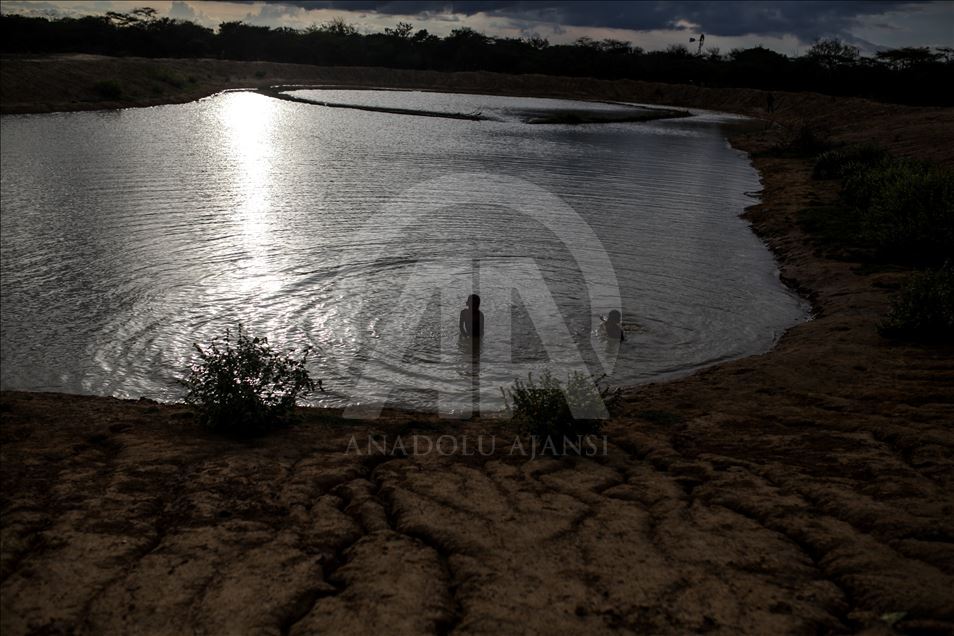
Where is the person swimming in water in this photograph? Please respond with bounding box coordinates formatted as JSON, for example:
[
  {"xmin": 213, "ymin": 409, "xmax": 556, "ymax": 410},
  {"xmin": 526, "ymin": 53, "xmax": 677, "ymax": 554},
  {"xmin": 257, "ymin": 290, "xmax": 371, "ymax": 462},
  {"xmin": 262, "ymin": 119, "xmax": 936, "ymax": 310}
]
[
  {"xmin": 459, "ymin": 294, "xmax": 484, "ymax": 338},
  {"xmin": 602, "ymin": 309, "xmax": 624, "ymax": 342}
]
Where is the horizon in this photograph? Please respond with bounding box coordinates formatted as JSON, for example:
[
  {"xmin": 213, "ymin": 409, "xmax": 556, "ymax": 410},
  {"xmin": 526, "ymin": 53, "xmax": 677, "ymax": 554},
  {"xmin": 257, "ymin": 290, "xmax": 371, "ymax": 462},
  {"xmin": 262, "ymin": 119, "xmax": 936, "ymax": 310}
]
[{"xmin": 2, "ymin": 0, "xmax": 952, "ymax": 56}]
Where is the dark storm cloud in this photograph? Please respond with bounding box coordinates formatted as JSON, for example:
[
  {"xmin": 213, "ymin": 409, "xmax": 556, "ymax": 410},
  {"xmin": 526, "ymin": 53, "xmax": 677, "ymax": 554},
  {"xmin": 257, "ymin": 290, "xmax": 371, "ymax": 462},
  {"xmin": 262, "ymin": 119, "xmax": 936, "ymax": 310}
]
[{"xmin": 224, "ymin": 1, "xmax": 933, "ymax": 39}]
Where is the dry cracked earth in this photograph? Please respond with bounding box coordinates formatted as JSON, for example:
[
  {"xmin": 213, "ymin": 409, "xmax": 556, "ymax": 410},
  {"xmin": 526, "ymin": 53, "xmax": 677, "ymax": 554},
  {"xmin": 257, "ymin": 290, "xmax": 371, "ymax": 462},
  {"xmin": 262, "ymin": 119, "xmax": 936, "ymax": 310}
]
[{"xmin": 1, "ymin": 379, "xmax": 952, "ymax": 635}]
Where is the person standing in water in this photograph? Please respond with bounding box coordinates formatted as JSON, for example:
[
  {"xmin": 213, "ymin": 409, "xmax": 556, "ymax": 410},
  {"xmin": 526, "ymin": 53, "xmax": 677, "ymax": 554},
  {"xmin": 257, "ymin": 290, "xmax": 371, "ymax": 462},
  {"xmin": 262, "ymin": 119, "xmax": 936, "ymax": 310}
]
[
  {"xmin": 602, "ymin": 310, "xmax": 624, "ymax": 342},
  {"xmin": 459, "ymin": 294, "xmax": 484, "ymax": 338}
]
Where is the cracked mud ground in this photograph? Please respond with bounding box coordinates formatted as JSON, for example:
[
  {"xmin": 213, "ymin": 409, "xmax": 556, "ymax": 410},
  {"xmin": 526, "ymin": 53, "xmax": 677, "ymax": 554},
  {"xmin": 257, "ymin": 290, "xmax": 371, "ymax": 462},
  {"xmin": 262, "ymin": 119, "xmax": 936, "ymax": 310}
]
[
  {"xmin": 2, "ymin": 365, "xmax": 952, "ymax": 636},
  {"xmin": 3, "ymin": 92, "xmax": 954, "ymax": 634}
]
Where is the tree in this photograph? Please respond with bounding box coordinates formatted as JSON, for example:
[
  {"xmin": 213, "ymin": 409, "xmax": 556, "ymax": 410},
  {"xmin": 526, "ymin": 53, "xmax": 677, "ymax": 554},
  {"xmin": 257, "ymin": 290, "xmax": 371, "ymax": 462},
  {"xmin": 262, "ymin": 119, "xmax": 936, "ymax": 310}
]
[
  {"xmin": 320, "ymin": 17, "xmax": 357, "ymax": 36},
  {"xmin": 384, "ymin": 21, "xmax": 413, "ymax": 39},
  {"xmin": 936, "ymin": 47, "xmax": 954, "ymax": 64},
  {"xmin": 806, "ymin": 38, "xmax": 859, "ymax": 69},
  {"xmin": 447, "ymin": 26, "xmax": 488, "ymax": 45},
  {"xmin": 523, "ymin": 34, "xmax": 549, "ymax": 50},
  {"xmin": 665, "ymin": 43, "xmax": 692, "ymax": 58},
  {"xmin": 105, "ymin": 6, "xmax": 157, "ymax": 27},
  {"xmin": 875, "ymin": 47, "xmax": 942, "ymax": 70},
  {"xmin": 730, "ymin": 45, "xmax": 786, "ymax": 65},
  {"xmin": 574, "ymin": 36, "xmax": 600, "ymax": 49},
  {"xmin": 412, "ymin": 28, "xmax": 436, "ymax": 44},
  {"xmin": 0, "ymin": 11, "xmax": 950, "ymax": 106},
  {"xmin": 600, "ymin": 38, "xmax": 632, "ymax": 55}
]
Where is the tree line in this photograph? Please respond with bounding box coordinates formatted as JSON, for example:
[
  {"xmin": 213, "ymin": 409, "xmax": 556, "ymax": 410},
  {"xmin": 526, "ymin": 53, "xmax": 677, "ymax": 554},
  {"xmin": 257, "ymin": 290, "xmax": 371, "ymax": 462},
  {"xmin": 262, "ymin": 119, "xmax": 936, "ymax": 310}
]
[{"xmin": 2, "ymin": 8, "xmax": 951, "ymax": 106}]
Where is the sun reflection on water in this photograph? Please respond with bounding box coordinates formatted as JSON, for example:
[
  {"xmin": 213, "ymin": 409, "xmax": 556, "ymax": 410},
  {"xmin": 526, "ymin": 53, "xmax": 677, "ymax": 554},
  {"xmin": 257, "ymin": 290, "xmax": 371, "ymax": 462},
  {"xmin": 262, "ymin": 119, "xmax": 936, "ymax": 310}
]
[{"xmin": 215, "ymin": 92, "xmax": 283, "ymax": 295}]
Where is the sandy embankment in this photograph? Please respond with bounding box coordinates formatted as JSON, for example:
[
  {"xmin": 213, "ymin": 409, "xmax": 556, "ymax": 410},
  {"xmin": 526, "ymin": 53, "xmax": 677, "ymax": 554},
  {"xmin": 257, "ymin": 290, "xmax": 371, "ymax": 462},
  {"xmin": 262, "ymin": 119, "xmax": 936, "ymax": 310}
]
[{"xmin": 2, "ymin": 56, "xmax": 954, "ymax": 634}]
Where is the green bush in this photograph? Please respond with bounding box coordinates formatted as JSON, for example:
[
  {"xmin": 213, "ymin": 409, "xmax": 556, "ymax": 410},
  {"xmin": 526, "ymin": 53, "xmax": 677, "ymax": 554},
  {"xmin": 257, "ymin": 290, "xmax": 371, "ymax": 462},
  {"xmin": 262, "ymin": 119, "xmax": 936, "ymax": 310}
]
[
  {"xmin": 813, "ymin": 144, "xmax": 888, "ymax": 180},
  {"xmin": 880, "ymin": 266, "xmax": 954, "ymax": 342},
  {"xmin": 501, "ymin": 370, "xmax": 619, "ymax": 442},
  {"xmin": 183, "ymin": 326, "xmax": 317, "ymax": 436},
  {"xmin": 806, "ymin": 152, "xmax": 954, "ymax": 267},
  {"xmin": 92, "ymin": 80, "xmax": 123, "ymax": 100},
  {"xmin": 842, "ymin": 159, "xmax": 954, "ymax": 265}
]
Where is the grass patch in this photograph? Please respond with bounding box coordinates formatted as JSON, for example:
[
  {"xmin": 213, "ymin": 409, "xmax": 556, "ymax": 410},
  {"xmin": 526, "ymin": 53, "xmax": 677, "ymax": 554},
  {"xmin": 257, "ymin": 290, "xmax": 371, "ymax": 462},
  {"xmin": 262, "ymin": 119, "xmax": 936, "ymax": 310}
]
[
  {"xmin": 813, "ymin": 144, "xmax": 888, "ymax": 180},
  {"xmin": 501, "ymin": 370, "xmax": 620, "ymax": 444},
  {"xmin": 91, "ymin": 79, "xmax": 123, "ymax": 100},
  {"xmin": 880, "ymin": 266, "xmax": 954, "ymax": 342}
]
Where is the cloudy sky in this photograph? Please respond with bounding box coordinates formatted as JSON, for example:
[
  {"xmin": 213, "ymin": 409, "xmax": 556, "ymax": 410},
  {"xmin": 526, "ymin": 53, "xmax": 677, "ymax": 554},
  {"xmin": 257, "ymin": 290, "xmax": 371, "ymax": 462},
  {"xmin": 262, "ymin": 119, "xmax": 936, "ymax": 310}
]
[{"xmin": 3, "ymin": 0, "xmax": 952, "ymax": 54}]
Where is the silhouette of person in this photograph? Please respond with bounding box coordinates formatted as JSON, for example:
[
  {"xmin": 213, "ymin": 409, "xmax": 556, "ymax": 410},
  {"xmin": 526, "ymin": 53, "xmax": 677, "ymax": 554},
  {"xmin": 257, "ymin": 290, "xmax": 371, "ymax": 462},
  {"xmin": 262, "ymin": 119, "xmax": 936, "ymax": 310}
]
[
  {"xmin": 766, "ymin": 92, "xmax": 776, "ymax": 113},
  {"xmin": 459, "ymin": 294, "xmax": 484, "ymax": 339},
  {"xmin": 602, "ymin": 310, "xmax": 624, "ymax": 342}
]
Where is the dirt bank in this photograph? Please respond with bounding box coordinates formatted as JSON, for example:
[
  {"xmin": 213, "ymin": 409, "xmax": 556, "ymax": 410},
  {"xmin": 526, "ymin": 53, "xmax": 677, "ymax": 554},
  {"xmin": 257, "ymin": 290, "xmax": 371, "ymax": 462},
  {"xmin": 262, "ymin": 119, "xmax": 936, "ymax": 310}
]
[{"xmin": 2, "ymin": 57, "xmax": 954, "ymax": 634}]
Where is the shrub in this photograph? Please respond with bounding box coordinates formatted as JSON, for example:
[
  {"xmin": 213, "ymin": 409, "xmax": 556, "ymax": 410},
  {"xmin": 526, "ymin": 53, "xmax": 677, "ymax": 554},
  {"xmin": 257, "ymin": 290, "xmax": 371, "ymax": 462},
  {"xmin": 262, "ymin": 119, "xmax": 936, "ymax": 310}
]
[
  {"xmin": 842, "ymin": 159, "xmax": 954, "ymax": 265},
  {"xmin": 813, "ymin": 144, "xmax": 888, "ymax": 180},
  {"xmin": 880, "ymin": 265, "xmax": 954, "ymax": 342},
  {"xmin": 254, "ymin": 70, "xmax": 267, "ymax": 78},
  {"xmin": 92, "ymin": 80, "xmax": 123, "ymax": 100},
  {"xmin": 183, "ymin": 325, "xmax": 316, "ymax": 436},
  {"xmin": 807, "ymin": 153, "xmax": 954, "ymax": 267},
  {"xmin": 501, "ymin": 370, "xmax": 620, "ymax": 442}
]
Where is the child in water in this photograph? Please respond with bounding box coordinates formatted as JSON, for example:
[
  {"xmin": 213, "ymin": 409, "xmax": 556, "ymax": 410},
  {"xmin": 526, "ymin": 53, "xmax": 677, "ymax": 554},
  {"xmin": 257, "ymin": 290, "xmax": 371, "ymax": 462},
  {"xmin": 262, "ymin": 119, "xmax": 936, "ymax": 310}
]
[
  {"xmin": 602, "ymin": 310, "xmax": 624, "ymax": 342},
  {"xmin": 459, "ymin": 294, "xmax": 484, "ymax": 338}
]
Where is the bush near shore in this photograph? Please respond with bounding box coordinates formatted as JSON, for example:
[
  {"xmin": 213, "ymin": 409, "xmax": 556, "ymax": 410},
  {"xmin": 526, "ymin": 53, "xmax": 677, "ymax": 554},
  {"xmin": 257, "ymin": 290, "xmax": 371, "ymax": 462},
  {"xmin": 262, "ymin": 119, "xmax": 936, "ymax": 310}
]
[
  {"xmin": 183, "ymin": 326, "xmax": 317, "ymax": 436},
  {"xmin": 808, "ymin": 147, "xmax": 953, "ymax": 267},
  {"xmin": 802, "ymin": 145, "xmax": 954, "ymax": 341},
  {"xmin": 501, "ymin": 371, "xmax": 620, "ymax": 448},
  {"xmin": 880, "ymin": 266, "xmax": 954, "ymax": 342}
]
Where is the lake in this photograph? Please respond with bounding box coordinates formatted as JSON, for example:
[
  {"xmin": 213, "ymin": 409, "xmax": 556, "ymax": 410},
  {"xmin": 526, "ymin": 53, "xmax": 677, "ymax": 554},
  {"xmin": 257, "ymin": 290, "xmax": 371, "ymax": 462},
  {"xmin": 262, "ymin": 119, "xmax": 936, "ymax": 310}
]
[{"xmin": 0, "ymin": 90, "xmax": 807, "ymax": 414}]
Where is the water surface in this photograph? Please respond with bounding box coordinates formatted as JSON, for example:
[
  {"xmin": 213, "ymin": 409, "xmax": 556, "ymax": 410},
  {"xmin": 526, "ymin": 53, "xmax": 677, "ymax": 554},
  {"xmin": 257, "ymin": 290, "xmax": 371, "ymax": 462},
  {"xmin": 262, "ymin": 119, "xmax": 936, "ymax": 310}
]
[{"xmin": 0, "ymin": 90, "xmax": 806, "ymax": 412}]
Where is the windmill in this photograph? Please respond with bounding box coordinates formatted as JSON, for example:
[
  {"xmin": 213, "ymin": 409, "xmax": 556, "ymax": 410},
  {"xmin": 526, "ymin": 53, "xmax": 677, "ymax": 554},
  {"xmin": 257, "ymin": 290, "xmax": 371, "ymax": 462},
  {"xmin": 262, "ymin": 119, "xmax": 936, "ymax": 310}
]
[{"xmin": 689, "ymin": 33, "xmax": 705, "ymax": 55}]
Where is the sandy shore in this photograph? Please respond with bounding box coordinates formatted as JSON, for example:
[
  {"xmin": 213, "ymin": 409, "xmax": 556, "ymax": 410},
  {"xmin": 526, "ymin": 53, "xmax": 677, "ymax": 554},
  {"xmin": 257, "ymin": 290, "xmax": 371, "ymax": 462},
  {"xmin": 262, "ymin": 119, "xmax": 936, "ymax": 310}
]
[{"xmin": 2, "ymin": 56, "xmax": 954, "ymax": 634}]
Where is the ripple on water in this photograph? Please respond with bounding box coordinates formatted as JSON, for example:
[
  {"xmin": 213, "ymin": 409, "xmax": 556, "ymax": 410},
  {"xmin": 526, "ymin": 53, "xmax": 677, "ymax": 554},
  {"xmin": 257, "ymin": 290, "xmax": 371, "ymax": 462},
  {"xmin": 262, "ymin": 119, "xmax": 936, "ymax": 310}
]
[{"xmin": 0, "ymin": 91, "xmax": 807, "ymax": 411}]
